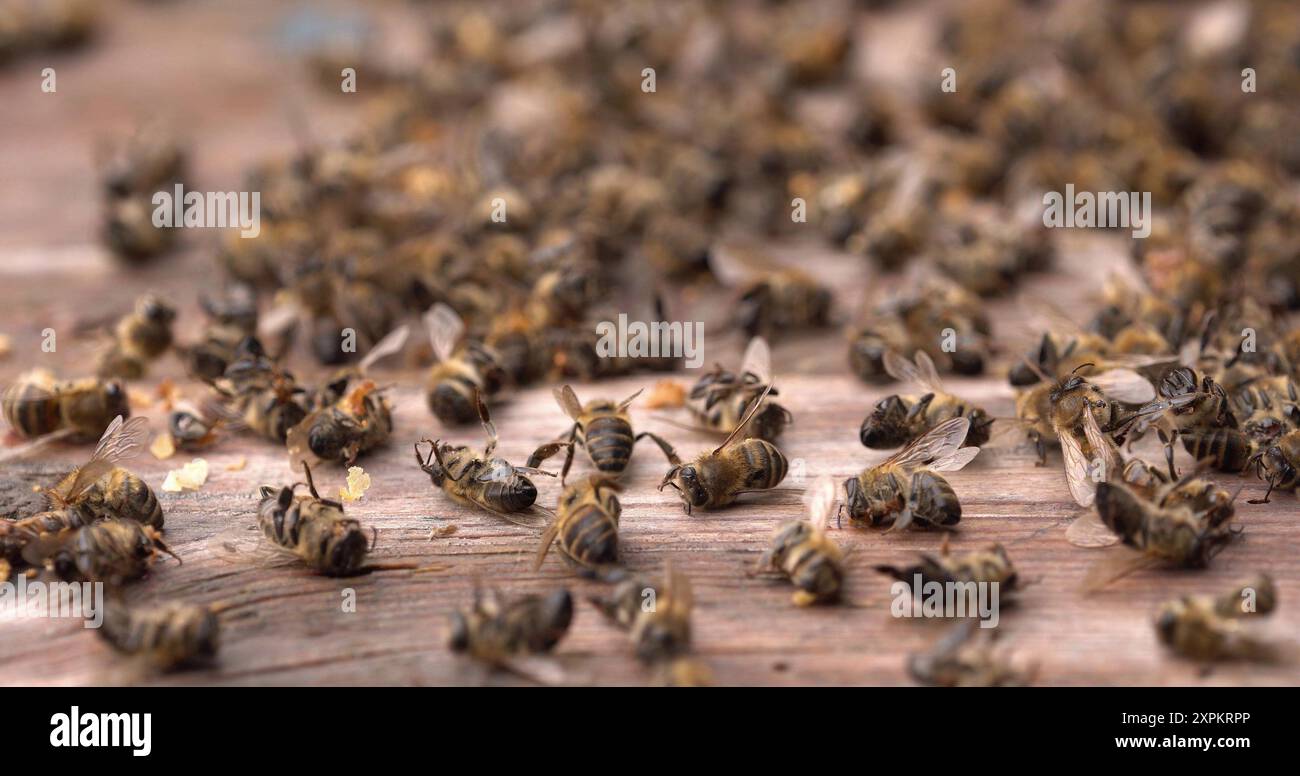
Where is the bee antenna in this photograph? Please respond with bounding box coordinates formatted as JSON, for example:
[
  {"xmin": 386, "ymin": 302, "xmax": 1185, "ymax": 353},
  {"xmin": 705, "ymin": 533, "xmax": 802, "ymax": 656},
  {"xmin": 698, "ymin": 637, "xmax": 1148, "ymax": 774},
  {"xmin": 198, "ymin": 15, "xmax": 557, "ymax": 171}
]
[
  {"xmin": 152, "ymin": 533, "xmax": 182, "ymax": 565},
  {"xmin": 301, "ymin": 461, "xmax": 320, "ymax": 499},
  {"xmin": 1071, "ymin": 362, "xmax": 1095, "ymax": 375}
]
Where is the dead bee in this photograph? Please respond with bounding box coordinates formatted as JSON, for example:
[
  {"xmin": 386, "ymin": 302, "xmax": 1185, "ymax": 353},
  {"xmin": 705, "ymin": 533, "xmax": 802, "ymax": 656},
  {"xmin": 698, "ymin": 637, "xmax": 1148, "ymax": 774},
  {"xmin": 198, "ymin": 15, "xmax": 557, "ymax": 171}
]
[
  {"xmin": 205, "ymin": 339, "xmax": 309, "ymax": 444},
  {"xmin": 423, "ymin": 303, "xmax": 506, "ymax": 425},
  {"xmin": 860, "ymin": 350, "xmax": 993, "ymax": 449},
  {"xmin": 658, "ymin": 387, "xmax": 788, "ymax": 514},
  {"xmin": 1156, "ymin": 575, "xmax": 1290, "ymax": 664},
  {"xmin": 255, "ymin": 462, "xmax": 371, "ymax": 576},
  {"xmin": 590, "ymin": 563, "xmax": 694, "ymax": 665},
  {"xmin": 527, "ymin": 385, "xmax": 677, "ymax": 482},
  {"xmin": 414, "ymin": 391, "xmax": 555, "ymax": 526},
  {"xmin": 875, "ymin": 535, "xmax": 1019, "ymax": 597},
  {"xmin": 908, "ymin": 620, "xmax": 1035, "ymax": 687},
  {"xmin": 685, "ymin": 337, "xmax": 793, "ymax": 443},
  {"xmin": 99, "ymin": 600, "xmax": 219, "ymax": 671},
  {"xmin": 757, "ymin": 476, "xmax": 844, "ymax": 606},
  {"xmin": 842, "ymin": 416, "xmax": 979, "ymax": 531},
  {"xmin": 850, "ymin": 280, "xmax": 992, "ymax": 382},
  {"xmin": 1249, "ymin": 428, "xmax": 1300, "ymax": 503},
  {"xmin": 182, "ymin": 284, "xmax": 260, "ymax": 381},
  {"xmin": 286, "ymin": 325, "xmax": 407, "ymax": 467},
  {"xmin": 100, "ymin": 127, "xmax": 186, "ymax": 263},
  {"xmin": 535, "ymin": 476, "xmax": 621, "ymax": 571},
  {"xmin": 95, "ymin": 293, "xmax": 177, "ymax": 380},
  {"xmin": 168, "ymin": 408, "xmax": 219, "ymax": 451},
  {"xmin": 449, "ymin": 586, "xmax": 574, "ymax": 681},
  {"xmin": 709, "ymin": 242, "xmax": 832, "ymax": 340},
  {"xmin": 2, "ymin": 369, "xmax": 129, "ymax": 441},
  {"xmin": 46, "ymin": 517, "xmax": 178, "ymax": 585}
]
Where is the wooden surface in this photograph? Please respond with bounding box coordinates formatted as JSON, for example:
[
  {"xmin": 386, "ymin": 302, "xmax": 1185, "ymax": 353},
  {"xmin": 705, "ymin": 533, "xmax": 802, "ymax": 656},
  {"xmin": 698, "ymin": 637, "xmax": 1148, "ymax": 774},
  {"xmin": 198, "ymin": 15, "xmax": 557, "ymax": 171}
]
[{"xmin": 1, "ymin": 1, "xmax": 1298, "ymax": 687}]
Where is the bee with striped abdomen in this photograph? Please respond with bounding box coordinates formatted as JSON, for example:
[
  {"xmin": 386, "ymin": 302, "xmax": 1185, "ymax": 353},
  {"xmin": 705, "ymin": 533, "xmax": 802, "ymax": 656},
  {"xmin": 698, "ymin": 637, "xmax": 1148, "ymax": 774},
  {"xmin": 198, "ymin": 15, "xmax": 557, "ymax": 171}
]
[
  {"xmin": 860, "ymin": 350, "xmax": 993, "ymax": 449},
  {"xmin": 535, "ymin": 476, "xmax": 621, "ymax": 572},
  {"xmin": 842, "ymin": 416, "xmax": 979, "ymax": 531},
  {"xmin": 46, "ymin": 518, "xmax": 179, "ymax": 585},
  {"xmin": 99, "ymin": 600, "xmax": 219, "ymax": 671},
  {"xmin": 1156, "ymin": 575, "xmax": 1291, "ymax": 664},
  {"xmin": 758, "ymin": 476, "xmax": 844, "ymax": 606},
  {"xmin": 255, "ymin": 462, "xmax": 371, "ymax": 576},
  {"xmin": 658, "ymin": 387, "xmax": 788, "ymax": 514},
  {"xmin": 415, "ymin": 391, "xmax": 555, "ymax": 527},
  {"xmin": 94, "ymin": 293, "xmax": 177, "ymax": 380},
  {"xmin": 875, "ymin": 535, "xmax": 1019, "ymax": 597},
  {"xmin": 527, "ymin": 384, "xmax": 678, "ymax": 482},
  {"xmin": 591, "ymin": 563, "xmax": 695, "ymax": 666},
  {"xmin": 685, "ymin": 337, "xmax": 792, "ymax": 443},
  {"xmin": 423, "ymin": 303, "xmax": 506, "ymax": 426},
  {"xmin": 1249, "ymin": 429, "xmax": 1300, "ymax": 503},
  {"xmin": 449, "ymin": 586, "xmax": 574, "ymax": 683},
  {"xmin": 204, "ymin": 337, "xmax": 309, "ymax": 444},
  {"xmin": 2, "ymin": 370, "xmax": 129, "ymax": 441}
]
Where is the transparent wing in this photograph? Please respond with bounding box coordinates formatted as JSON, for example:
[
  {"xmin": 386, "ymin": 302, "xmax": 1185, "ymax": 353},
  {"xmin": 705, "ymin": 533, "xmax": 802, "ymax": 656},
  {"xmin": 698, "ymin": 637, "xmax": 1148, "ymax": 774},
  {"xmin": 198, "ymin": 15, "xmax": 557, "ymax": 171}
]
[
  {"xmin": 885, "ymin": 416, "xmax": 970, "ymax": 472},
  {"xmin": 206, "ymin": 526, "xmax": 302, "ymax": 570},
  {"xmin": 1065, "ymin": 511, "xmax": 1120, "ymax": 548},
  {"xmin": 553, "ymin": 385, "xmax": 583, "ymax": 420},
  {"xmin": 928, "ymin": 445, "xmax": 980, "ymax": 472},
  {"xmin": 1081, "ymin": 548, "xmax": 1161, "ymax": 593},
  {"xmin": 58, "ymin": 416, "xmax": 149, "ymax": 502},
  {"xmin": 739, "ymin": 336, "xmax": 772, "ymax": 384},
  {"xmin": 803, "ymin": 475, "xmax": 838, "ymax": 531},
  {"xmin": 359, "ymin": 323, "xmax": 410, "ymax": 373},
  {"xmin": 707, "ymin": 241, "xmax": 771, "ymax": 287},
  {"xmin": 424, "ymin": 303, "xmax": 464, "ymax": 363},
  {"xmin": 1082, "ymin": 408, "xmax": 1120, "ymax": 480},
  {"xmin": 1089, "ymin": 369, "xmax": 1155, "ymax": 404},
  {"xmin": 1057, "ymin": 426, "xmax": 1097, "ymax": 508},
  {"xmin": 883, "ymin": 350, "xmax": 943, "ymax": 393}
]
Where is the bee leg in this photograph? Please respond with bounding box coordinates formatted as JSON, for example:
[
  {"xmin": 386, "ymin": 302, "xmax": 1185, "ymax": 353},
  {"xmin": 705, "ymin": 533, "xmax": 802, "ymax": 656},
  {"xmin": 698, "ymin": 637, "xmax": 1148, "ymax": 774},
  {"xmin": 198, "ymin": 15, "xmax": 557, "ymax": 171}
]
[
  {"xmin": 1157, "ymin": 428, "xmax": 1178, "ymax": 480},
  {"xmin": 1031, "ymin": 431, "xmax": 1046, "ymax": 466},
  {"xmin": 1248, "ymin": 476, "xmax": 1276, "ymax": 505},
  {"xmin": 635, "ymin": 431, "xmax": 681, "ymax": 466},
  {"xmin": 907, "ymin": 393, "xmax": 935, "ymax": 421}
]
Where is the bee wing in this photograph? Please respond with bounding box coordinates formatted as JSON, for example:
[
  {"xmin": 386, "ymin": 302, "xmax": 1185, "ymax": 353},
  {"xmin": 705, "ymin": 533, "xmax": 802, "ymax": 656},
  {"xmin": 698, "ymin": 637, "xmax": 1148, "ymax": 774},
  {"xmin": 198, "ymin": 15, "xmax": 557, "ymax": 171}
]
[
  {"xmin": 664, "ymin": 562, "xmax": 693, "ymax": 619},
  {"xmin": 1057, "ymin": 425, "xmax": 1097, "ymax": 508},
  {"xmin": 553, "ymin": 385, "xmax": 583, "ymax": 420},
  {"xmin": 927, "ymin": 445, "xmax": 980, "ymax": 473},
  {"xmin": 497, "ymin": 655, "xmax": 578, "ymax": 686},
  {"xmin": 58, "ymin": 416, "xmax": 150, "ymax": 503},
  {"xmin": 739, "ymin": 336, "xmax": 772, "ymax": 384},
  {"xmin": 712, "ymin": 384, "xmax": 773, "ymax": 454},
  {"xmin": 358, "ymin": 324, "xmax": 410, "ymax": 373},
  {"xmin": 1065, "ymin": 511, "xmax": 1120, "ymax": 548},
  {"xmin": 478, "ymin": 502, "xmax": 550, "ymax": 529},
  {"xmin": 1081, "ymin": 547, "xmax": 1160, "ymax": 593},
  {"xmin": 616, "ymin": 387, "xmax": 645, "ymax": 411},
  {"xmin": 885, "ymin": 416, "xmax": 970, "ymax": 471},
  {"xmin": 258, "ymin": 301, "xmax": 301, "ymax": 345},
  {"xmin": 707, "ymin": 241, "xmax": 770, "ymax": 287},
  {"xmin": 803, "ymin": 475, "xmax": 838, "ymax": 531},
  {"xmin": 883, "ymin": 350, "xmax": 944, "ymax": 393},
  {"xmin": 1088, "ymin": 369, "xmax": 1155, "ymax": 404},
  {"xmin": 0, "ymin": 427, "xmax": 78, "ymax": 463},
  {"xmin": 205, "ymin": 526, "xmax": 302, "ymax": 570},
  {"xmin": 533, "ymin": 521, "xmax": 560, "ymax": 570},
  {"xmin": 423, "ymin": 303, "xmax": 464, "ymax": 364},
  {"xmin": 1082, "ymin": 408, "xmax": 1119, "ymax": 480}
]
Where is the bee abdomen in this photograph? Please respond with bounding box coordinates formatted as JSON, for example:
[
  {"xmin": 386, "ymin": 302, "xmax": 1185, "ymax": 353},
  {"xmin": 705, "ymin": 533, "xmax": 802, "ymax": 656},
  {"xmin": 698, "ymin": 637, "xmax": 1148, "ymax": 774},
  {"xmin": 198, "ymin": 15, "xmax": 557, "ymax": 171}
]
[
  {"xmin": 562, "ymin": 505, "xmax": 619, "ymax": 565},
  {"xmin": 741, "ymin": 439, "xmax": 787, "ymax": 489},
  {"xmin": 583, "ymin": 416, "xmax": 635, "ymax": 473},
  {"xmin": 786, "ymin": 545, "xmax": 842, "ymax": 600},
  {"xmin": 484, "ymin": 476, "xmax": 538, "ymax": 513},
  {"xmin": 908, "ymin": 471, "xmax": 961, "ymax": 527},
  {"xmin": 1181, "ymin": 428, "xmax": 1253, "ymax": 472},
  {"xmin": 2, "ymin": 382, "xmax": 62, "ymax": 437}
]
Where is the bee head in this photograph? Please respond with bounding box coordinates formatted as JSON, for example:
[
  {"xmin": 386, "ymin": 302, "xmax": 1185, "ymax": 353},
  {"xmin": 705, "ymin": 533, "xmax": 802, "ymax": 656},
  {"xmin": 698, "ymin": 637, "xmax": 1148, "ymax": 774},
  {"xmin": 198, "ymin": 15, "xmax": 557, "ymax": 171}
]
[
  {"xmin": 859, "ymin": 396, "xmax": 909, "ymax": 448},
  {"xmin": 139, "ymin": 295, "xmax": 176, "ymax": 324},
  {"xmin": 102, "ymin": 381, "xmax": 130, "ymax": 420},
  {"xmin": 948, "ymin": 349, "xmax": 984, "ymax": 376},
  {"xmin": 674, "ymin": 465, "xmax": 708, "ymax": 508},
  {"xmin": 1154, "ymin": 606, "xmax": 1180, "ymax": 646},
  {"xmin": 448, "ymin": 611, "xmax": 470, "ymax": 652}
]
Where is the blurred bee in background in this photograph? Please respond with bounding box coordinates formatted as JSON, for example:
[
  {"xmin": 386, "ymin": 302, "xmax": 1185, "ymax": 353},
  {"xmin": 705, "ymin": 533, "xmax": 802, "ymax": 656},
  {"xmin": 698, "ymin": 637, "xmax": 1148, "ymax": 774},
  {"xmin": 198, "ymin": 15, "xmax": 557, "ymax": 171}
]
[
  {"xmin": 658, "ymin": 387, "xmax": 788, "ymax": 514},
  {"xmin": 449, "ymin": 586, "xmax": 574, "ymax": 684},
  {"xmin": 535, "ymin": 475, "xmax": 621, "ymax": 572},
  {"xmin": 181, "ymin": 284, "xmax": 260, "ymax": 381},
  {"xmin": 423, "ymin": 303, "xmax": 506, "ymax": 425},
  {"xmin": 756, "ymin": 476, "xmax": 844, "ymax": 606},
  {"xmin": 842, "ymin": 416, "xmax": 979, "ymax": 531},
  {"xmin": 875, "ymin": 535, "xmax": 1019, "ymax": 598},
  {"xmin": 2, "ymin": 370, "xmax": 129, "ymax": 442},
  {"xmin": 685, "ymin": 337, "xmax": 792, "ymax": 443},
  {"xmin": 860, "ymin": 350, "xmax": 993, "ymax": 449},
  {"xmin": 204, "ymin": 338, "xmax": 309, "ymax": 444},
  {"xmin": 414, "ymin": 391, "xmax": 555, "ymax": 526},
  {"xmin": 908, "ymin": 619, "xmax": 1035, "ymax": 687},
  {"xmin": 286, "ymin": 324, "xmax": 408, "ymax": 467},
  {"xmin": 849, "ymin": 278, "xmax": 992, "ymax": 382},
  {"xmin": 167, "ymin": 407, "xmax": 220, "ymax": 452},
  {"xmin": 99, "ymin": 600, "xmax": 219, "ymax": 671},
  {"xmin": 1156, "ymin": 574, "xmax": 1292, "ymax": 664},
  {"xmin": 44, "ymin": 517, "xmax": 179, "ymax": 585},
  {"xmin": 255, "ymin": 462, "xmax": 371, "ymax": 576},
  {"xmin": 94, "ymin": 293, "xmax": 177, "ymax": 380},
  {"xmin": 590, "ymin": 563, "xmax": 694, "ymax": 667},
  {"xmin": 709, "ymin": 241, "xmax": 832, "ymax": 341},
  {"xmin": 99, "ymin": 125, "xmax": 186, "ymax": 264},
  {"xmin": 528, "ymin": 384, "xmax": 677, "ymax": 482}
]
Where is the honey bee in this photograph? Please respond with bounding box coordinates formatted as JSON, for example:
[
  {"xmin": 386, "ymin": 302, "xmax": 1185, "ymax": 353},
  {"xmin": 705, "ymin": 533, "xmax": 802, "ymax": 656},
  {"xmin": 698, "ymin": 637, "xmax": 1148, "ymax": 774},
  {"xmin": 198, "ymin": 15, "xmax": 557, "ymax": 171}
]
[
  {"xmin": 908, "ymin": 619, "xmax": 1035, "ymax": 687},
  {"xmin": 286, "ymin": 325, "xmax": 407, "ymax": 467},
  {"xmin": 685, "ymin": 337, "xmax": 793, "ymax": 443},
  {"xmin": 1249, "ymin": 429, "xmax": 1300, "ymax": 503},
  {"xmin": 2, "ymin": 370, "xmax": 129, "ymax": 441},
  {"xmin": 849, "ymin": 279, "xmax": 991, "ymax": 382},
  {"xmin": 100, "ymin": 127, "xmax": 186, "ymax": 263},
  {"xmin": 182, "ymin": 284, "xmax": 259, "ymax": 381},
  {"xmin": 1156, "ymin": 575, "xmax": 1291, "ymax": 664},
  {"xmin": 99, "ymin": 600, "xmax": 219, "ymax": 671},
  {"xmin": 255, "ymin": 462, "xmax": 371, "ymax": 576},
  {"xmin": 204, "ymin": 338, "xmax": 309, "ymax": 444},
  {"xmin": 527, "ymin": 384, "xmax": 677, "ymax": 482},
  {"xmin": 590, "ymin": 563, "xmax": 694, "ymax": 665},
  {"xmin": 658, "ymin": 387, "xmax": 788, "ymax": 514},
  {"xmin": 414, "ymin": 391, "xmax": 555, "ymax": 526},
  {"xmin": 860, "ymin": 350, "xmax": 993, "ymax": 449},
  {"xmin": 449, "ymin": 586, "xmax": 574, "ymax": 682},
  {"xmin": 535, "ymin": 476, "xmax": 621, "ymax": 572},
  {"xmin": 95, "ymin": 293, "xmax": 177, "ymax": 380},
  {"xmin": 46, "ymin": 517, "xmax": 178, "ymax": 585},
  {"xmin": 709, "ymin": 242, "xmax": 832, "ymax": 340},
  {"xmin": 842, "ymin": 416, "xmax": 979, "ymax": 531},
  {"xmin": 423, "ymin": 303, "xmax": 506, "ymax": 425},
  {"xmin": 875, "ymin": 535, "xmax": 1019, "ymax": 596},
  {"xmin": 757, "ymin": 476, "xmax": 844, "ymax": 606},
  {"xmin": 168, "ymin": 408, "xmax": 219, "ymax": 451}
]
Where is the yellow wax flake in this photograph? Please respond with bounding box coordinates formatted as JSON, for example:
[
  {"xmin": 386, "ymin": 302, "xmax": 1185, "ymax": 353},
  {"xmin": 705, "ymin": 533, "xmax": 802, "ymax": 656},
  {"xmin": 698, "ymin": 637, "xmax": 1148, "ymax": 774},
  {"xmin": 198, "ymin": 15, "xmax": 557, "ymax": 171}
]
[
  {"xmin": 224, "ymin": 457, "xmax": 248, "ymax": 472},
  {"xmin": 644, "ymin": 379, "xmax": 686, "ymax": 409},
  {"xmin": 162, "ymin": 459, "xmax": 209, "ymax": 492},
  {"xmin": 150, "ymin": 432, "xmax": 176, "ymax": 460},
  {"xmin": 339, "ymin": 466, "xmax": 371, "ymax": 502},
  {"xmin": 0, "ymin": 333, "xmax": 11, "ymax": 359}
]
